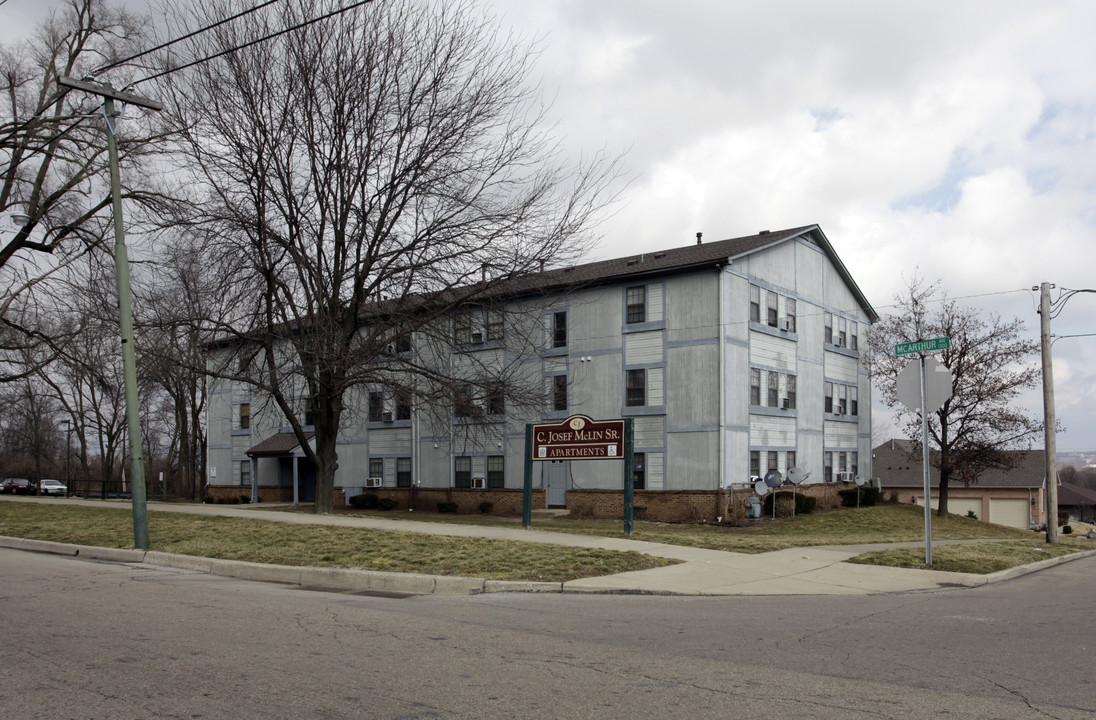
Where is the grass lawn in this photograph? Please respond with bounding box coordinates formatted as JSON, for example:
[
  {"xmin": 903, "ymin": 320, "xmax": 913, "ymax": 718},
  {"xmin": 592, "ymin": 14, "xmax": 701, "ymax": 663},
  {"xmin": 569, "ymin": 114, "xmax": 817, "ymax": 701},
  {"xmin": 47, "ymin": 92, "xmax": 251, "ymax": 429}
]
[
  {"xmin": 335, "ymin": 503, "xmax": 1042, "ymax": 553},
  {"xmin": 0, "ymin": 501, "xmax": 676, "ymax": 582},
  {"xmin": 848, "ymin": 539, "xmax": 1090, "ymax": 574}
]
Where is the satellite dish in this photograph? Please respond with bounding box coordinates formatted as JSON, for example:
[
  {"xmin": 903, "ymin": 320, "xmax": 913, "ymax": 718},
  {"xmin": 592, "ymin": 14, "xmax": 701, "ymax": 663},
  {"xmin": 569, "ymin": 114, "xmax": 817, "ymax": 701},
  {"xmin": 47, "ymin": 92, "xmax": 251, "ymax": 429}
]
[
  {"xmin": 854, "ymin": 474, "xmax": 866, "ymax": 487},
  {"xmin": 763, "ymin": 469, "xmax": 783, "ymax": 489},
  {"xmin": 754, "ymin": 480, "xmax": 769, "ymax": 496},
  {"xmin": 787, "ymin": 467, "xmax": 806, "ymax": 485}
]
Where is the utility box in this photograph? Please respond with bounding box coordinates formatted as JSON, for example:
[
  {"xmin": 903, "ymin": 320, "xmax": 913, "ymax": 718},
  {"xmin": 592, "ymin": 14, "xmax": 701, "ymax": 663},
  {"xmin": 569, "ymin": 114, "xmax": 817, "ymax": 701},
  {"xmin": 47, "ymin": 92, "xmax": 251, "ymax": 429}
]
[{"xmin": 745, "ymin": 496, "xmax": 762, "ymax": 519}]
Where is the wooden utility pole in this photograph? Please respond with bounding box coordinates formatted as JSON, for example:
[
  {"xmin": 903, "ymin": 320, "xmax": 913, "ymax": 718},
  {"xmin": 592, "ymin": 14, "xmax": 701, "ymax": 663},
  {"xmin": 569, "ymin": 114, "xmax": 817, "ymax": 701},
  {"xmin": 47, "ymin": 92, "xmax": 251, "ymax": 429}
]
[{"xmin": 1038, "ymin": 282, "xmax": 1059, "ymax": 544}]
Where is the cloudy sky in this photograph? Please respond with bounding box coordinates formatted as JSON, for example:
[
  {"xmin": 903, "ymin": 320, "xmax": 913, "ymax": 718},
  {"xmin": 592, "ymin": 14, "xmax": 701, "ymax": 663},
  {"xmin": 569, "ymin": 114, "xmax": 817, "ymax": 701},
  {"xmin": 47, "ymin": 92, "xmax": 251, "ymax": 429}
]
[{"xmin": 5, "ymin": 0, "xmax": 1096, "ymax": 451}]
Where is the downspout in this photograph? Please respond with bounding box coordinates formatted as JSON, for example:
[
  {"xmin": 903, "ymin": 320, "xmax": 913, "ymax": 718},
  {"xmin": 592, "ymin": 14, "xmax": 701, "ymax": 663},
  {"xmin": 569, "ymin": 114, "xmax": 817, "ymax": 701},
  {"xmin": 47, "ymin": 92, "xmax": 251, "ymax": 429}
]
[{"xmin": 717, "ymin": 265, "xmax": 727, "ymax": 518}]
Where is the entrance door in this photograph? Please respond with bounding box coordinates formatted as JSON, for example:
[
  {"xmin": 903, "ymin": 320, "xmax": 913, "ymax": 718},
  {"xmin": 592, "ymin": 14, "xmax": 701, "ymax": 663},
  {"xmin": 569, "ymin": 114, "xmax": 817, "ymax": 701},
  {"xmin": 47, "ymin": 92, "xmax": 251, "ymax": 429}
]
[{"xmin": 545, "ymin": 460, "xmax": 569, "ymax": 507}]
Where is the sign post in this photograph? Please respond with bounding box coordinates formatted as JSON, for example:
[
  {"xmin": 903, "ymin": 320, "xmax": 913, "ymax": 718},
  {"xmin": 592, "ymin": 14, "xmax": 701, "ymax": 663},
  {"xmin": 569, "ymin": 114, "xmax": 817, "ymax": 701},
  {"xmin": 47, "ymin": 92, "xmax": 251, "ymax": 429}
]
[
  {"xmin": 894, "ymin": 335, "xmax": 953, "ymax": 566},
  {"xmin": 523, "ymin": 415, "xmax": 634, "ymax": 535}
]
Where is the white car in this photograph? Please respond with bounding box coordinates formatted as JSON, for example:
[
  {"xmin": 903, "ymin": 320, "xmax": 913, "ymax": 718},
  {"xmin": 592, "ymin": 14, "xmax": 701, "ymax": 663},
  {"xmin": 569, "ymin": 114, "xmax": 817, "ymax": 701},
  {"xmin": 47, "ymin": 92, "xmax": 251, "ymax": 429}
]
[{"xmin": 40, "ymin": 479, "xmax": 67, "ymax": 496}]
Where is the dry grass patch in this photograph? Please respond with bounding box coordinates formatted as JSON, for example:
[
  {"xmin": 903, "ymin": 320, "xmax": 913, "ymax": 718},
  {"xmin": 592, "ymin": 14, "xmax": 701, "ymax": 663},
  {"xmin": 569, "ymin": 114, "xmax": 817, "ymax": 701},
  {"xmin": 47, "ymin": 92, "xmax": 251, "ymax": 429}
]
[
  {"xmin": 848, "ymin": 539, "xmax": 1090, "ymax": 574},
  {"xmin": 0, "ymin": 502, "xmax": 675, "ymax": 582}
]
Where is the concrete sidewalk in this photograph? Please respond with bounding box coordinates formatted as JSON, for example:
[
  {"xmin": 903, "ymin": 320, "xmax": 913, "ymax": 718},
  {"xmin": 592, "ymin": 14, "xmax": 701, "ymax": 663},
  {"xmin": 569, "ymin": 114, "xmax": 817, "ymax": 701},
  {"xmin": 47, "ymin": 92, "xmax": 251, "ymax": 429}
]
[{"xmin": 3, "ymin": 497, "xmax": 1093, "ymax": 596}]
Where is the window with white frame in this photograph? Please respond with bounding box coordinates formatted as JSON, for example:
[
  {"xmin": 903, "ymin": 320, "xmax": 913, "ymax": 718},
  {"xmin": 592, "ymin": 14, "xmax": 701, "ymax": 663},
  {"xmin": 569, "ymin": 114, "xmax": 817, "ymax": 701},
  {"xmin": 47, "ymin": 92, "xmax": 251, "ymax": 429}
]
[
  {"xmin": 767, "ymin": 371, "xmax": 779, "ymax": 407},
  {"xmin": 454, "ymin": 456, "xmax": 472, "ymax": 488},
  {"xmin": 486, "ymin": 309, "xmax": 504, "ymax": 342},
  {"xmin": 824, "ymin": 313, "xmax": 833, "ymax": 344},
  {"xmin": 785, "ymin": 375, "xmax": 796, "ymax": 409},
  {"xmin": 838, "ymin": 317, "xmax": 847, "ymax": 348},
  {"xmin": 240, "ymin": 460, "xmax": 251, "ymax": 487},
  {"xmin": 786, "ymin": 298, "xmax": 796, "ymax": 333},
  {"xmin": 626, "ymin": 286, "xmax": 646, "ymax": 324},
  {"xmin": 552, "ymin": 375, "xmax": 568, "ymax": 412},
  {"xmin": 632, "ymin": 452, "xmax": 646, "ymax": 489},
  {"xmin": 552, "ymin": 311, "xmax": 567, "ymax": 348},
  {"xmin": 239, "ymin": 403, "xmax": 250, "ymax": 429},
  {"xmin": 750, "ymin": 368, "xmax": 761, "ymax": 406},
  {"xmin": 395, "ymin": 389, "xmax": 411, "ymax": 421},
  {"xmin": 824, "ymin": 382, "xmax": 834, "ymax": 413},
  {"xmin": 750, "ymin": 451, "xmax": 760, "ymax": 477},
  {"xmin": 787, "ymin": 450, "xmax": 797, "ymax": 469},
  {"xmin": 824, "ymin": 451, "xmax": 833, "ymax": 483},
  {"xmin": 766, "ymin": 291, "xmax": 779, "ymax": 327},
  {"xmin": 626, "ymin": 369, "xmax": 646, "ymax": 406},
  {"xmin": 487, "ymin": 455, "xmax": 504, "ymax": 489},
  {"xmin": 397, "ymin": 457, "xmax": 412, "ymax": 487},
  {"xmin": 369, "ymin": 458, "xmax": 384, "ymax": 480},
  {"xmin": 849, "ymin": 321, "xmax": 858, "ymax": 350},
  {"xmin": 368, "ymin": 391, "xmax": 384, "ymax": 422},
  {"xmin": 767, "ymin": 451, "xmax": 779, "ymax": 474},
  {"xmin": 750, "ymin": 285, "xmax": 761, "ymax": 323},
  {"xmin": 850, "ymin": 386, "xmax": 858, "ymax": 416}
]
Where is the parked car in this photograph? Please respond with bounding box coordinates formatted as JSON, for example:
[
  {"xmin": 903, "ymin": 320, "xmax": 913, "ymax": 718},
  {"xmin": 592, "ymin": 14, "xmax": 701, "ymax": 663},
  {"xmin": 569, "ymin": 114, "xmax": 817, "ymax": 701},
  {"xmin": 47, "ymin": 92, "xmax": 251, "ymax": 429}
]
[
  {"xmin": 1, "ymin": 478, "xmax": 35, "ymax": 495},
  {"xmin": 40, "ymin": 479, "xmax": 67, "ymax": 496}
]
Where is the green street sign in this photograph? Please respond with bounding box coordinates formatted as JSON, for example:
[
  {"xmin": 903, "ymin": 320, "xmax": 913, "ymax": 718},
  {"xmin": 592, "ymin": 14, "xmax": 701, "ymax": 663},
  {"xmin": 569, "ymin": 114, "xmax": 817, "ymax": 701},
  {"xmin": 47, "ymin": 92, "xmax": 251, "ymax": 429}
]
[{"xmin": 895, "ymin": 337, "xmax": 951, "ymax": 355}]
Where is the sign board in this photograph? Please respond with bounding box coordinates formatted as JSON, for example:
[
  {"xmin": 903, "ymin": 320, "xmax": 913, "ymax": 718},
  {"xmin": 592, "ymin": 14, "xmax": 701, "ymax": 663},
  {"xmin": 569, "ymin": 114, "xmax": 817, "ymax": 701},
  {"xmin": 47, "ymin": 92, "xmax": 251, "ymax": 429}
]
[
  {"xmin": 530, "ymin": 414, "xmax": 625, "ymax": 461},
  {"xmin": 896, "ymin": 356, "xmax": 953, "ymax": 413},
  {"xmin": 895, "ymin": 337, "xmax": 950, "ymax": 355}
]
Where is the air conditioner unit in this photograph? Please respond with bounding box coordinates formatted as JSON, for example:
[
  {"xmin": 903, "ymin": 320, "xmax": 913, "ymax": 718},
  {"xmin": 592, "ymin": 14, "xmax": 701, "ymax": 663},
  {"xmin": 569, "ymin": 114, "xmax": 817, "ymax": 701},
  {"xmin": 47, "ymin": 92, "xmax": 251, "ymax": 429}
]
[
  {"xmin": 837, "ymin": 472, "xmax": 853, "ymax": 482},
  {"xmin": 779, "ymin": 318, "xmax": 792, "ymax": 332},
  {"xmin": 781, "ymin": 398, "xmax": 792, "ymax": 410},
  {"xmin": 364, "ymin": 477, "xmax": 383, "ymax": 488},
  {"xmin": 470, "ymin": 331, "xmax": 484, "ymax": 344},
  {"xmin": 471, "ymin": 477, "xmax": 487, "ymax": 489},
  {"xmin": 382, "ymin": 411, "xmax": 393, "ymax": 423}
]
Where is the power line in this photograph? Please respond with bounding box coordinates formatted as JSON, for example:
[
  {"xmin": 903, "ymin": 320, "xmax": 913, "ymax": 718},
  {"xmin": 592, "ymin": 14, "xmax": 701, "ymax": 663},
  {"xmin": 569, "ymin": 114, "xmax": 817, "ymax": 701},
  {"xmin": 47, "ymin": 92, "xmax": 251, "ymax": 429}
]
[
  {"xmin": 128, "ymin": 0, "xmax": 376, "ymax": 89},
  {"xmin": 90, "ymin": 0, "xmax": 285, "ymax": 78}
]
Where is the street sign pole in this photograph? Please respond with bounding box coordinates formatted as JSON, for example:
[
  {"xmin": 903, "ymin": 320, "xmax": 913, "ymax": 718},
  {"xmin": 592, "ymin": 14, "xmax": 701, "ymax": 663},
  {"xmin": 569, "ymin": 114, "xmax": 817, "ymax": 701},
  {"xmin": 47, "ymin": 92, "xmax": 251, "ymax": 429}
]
[
  {"xmin": 522, "ymin": 424, "xmax": 533, "ymax": 529},
  {"xmin": 920, "ymin": 351, "xmax": 933, "ymax": 566}
]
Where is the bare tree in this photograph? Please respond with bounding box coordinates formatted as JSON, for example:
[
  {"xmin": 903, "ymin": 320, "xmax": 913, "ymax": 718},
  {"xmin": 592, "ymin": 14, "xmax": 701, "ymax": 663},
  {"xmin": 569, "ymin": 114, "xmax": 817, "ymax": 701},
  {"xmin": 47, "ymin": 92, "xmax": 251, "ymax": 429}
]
[
  {"xmin": 159, "ymin": 0, "xmax": 619, "ymax": 513},
  {"xmin": 0, "ymin": 0, "xmax": 166, "ymax": 380},
  {"xmin": 868, "ymin": 276, "xmax": 1043, "ymax": 516}
]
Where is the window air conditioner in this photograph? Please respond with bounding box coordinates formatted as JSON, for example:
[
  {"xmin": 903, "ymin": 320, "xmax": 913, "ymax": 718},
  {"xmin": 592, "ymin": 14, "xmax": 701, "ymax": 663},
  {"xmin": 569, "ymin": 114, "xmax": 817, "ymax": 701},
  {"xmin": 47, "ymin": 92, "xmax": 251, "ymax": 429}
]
[
  {"xmin": 471, "ymin": 477, "xmax": 487, "ymax": 489},
  {"xmin": 779, "ymin": 318, "xmax": 792, "ymax": 332},
  {"xmin": 364, "ymin": 477, "xmax": 383, "ymax": 488},
  {"xmin": 471, "ymin": 331, "xmax": 484, "ymax": 344},
  {"xmin": 781, "ymin": 398, "xmax": 792, "ymax": 410},
  {"xmin": 837, "ymin": 472, "xmax": 853, "ymax": 482},
  {"xmin": 382, "ymin": 411, "xmax": 393, "ymax": 423}
]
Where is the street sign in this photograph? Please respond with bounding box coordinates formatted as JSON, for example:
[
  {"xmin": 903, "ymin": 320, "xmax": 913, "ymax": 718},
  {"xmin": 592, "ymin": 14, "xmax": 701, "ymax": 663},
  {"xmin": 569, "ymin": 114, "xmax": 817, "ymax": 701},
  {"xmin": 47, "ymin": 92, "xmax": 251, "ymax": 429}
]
[
  {"xmin": 530, "ymin": 414, "xmax": 625, "ymax": 460},
  {"xmin": 896, "ymin": 356, "xmax": 953, "ymax": 413},
  {"xmin": 895, "ymin": 337, "xmax": 951, "ymax": 355}
]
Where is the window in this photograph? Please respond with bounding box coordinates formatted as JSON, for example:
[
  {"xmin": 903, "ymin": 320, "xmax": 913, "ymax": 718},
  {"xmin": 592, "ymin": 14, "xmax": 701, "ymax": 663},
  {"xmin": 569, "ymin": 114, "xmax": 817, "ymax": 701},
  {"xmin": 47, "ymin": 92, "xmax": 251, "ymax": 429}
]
[
  {"xmin": 239, "ymin": 403, "xmax": 250, "ymax": 429},
  {"xmin": 824, "ymin": 313, "xmax": 833, "ymax": 344},
  {"xmin": 750, "ymin": 451, "xmax": 761, "ymax": 478},
  {"xmin": 369, "ymin": 458, "xmax": 384, "ymax": 480},
  {"xmin": 368, "ymin": 391, "xmax": 384, "ymax": 422},
  {"xmin": 395, "ymin": 389, "xmax": 411, "ymax": 421},
  {"xmin": 487, "ymin": 455, "xmax": 504, "ymax": 489},
  {"xmin": 454, "ymin": 384, "xmax": 475, "ymax": 418},
  {"xmin": 397, "ymin": 457, "xmax": 412, "ymax": 487},
  {"xmin": 395, "ymin": 334, "xmax": 412, "ymax": 354},
  {"xmin": 750, "ymin": 285, "xmax": 761, "ymax": 324},
  {"xmin": 750, "ymin": 368, "xmax": 761, "ymax": 406},
  {"xmin": 786, "ymin": 298, "xmax": 796, "ymax": 333},
  {"xmin": 767, "ymin": 291, "xmax": 779, "ymax": 327},
  {"xmin": 454, "ymin": 456, "xmax": 472, "ymax": 488},
  {"xmin": 824, "ymin": 382, "xmax": 833, "ymax": 414},
  {"xmin": 824, "ymin": 452, "xmax": 833, "ymax": 483},
  {"xmin": 632, "ymin": 452, "xmax": 646, "ymax": 489},
  {"xmin": 304, "ymin": 397, "xmax": 316, "ymax": 426},
  {"xmin": 850, "ymin": 386, "xmax": 858, "ymax": 417},
  {"xmin": 838, "ymin": 317, "xmax": 847, "ymax": 348},
  {"xmin": 486, "ymin": 310, "xmax": 504, "ymax": 342},
  {"xmin": 486, "ymin": 383, "xmax": 505, "ymax": 416},
  {"xmin": 837, "ymin": 385, "xmax": 847, "ymax": 415},
  {"xmin": 849, "ymin": 321, "xmax": 858, "ymax": 351},
  {"xmin": 626, "ymin": 286, "xmax": 646, "ymax": 324},
  {"xmin": 838, "ymin": 452, "xmax": 847, "ymax": 474},
  {"xmin": 785, "ymin": 376, "xmax": 796, "ymax": 410},
  {"xmin": 553, "ymin": 375, "xmax": 568, "ymax": 412},
  {"xmin": 767, "ymin": 451, "xmax": 779, "ymax": 474},
  {"xmin": 850, "ymin": 452, "xmax": 859, "ymax": 479},
  {"xmin": 552, "ymin": 311, "xmax": 567, "ymax": 348},
  {"xmin": 240, "ymin": 460, "xmax": 251, "ymax": 487},
  {"xmin": 767, "ymin": 371, "xmax": 779, "ymax": 407},
  {"xmin": 787, "ymin": 451, "xmax": 796, "ymax": 469},
  {"xmin": 454, "ymin": 313, "xmax": 471, "ymax": 344},
  {"xmin": 626, "ymin": 369, "xmax": 646, "ymax": 406}
]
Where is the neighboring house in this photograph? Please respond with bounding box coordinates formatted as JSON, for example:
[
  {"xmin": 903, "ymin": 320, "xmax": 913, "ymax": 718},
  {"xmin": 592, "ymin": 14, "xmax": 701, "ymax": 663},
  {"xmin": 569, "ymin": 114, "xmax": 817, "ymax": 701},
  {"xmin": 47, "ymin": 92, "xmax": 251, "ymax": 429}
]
[
  {"xmin": 206, "ymin": 225, "xmax": 877, "ymax": 520},
  {"xmin": 873, "ymin": 439, "xmax": 1047, "ymax": 529},
  {"xmin": 1058, "ymin": 482, "xmax": 1096, "ymax": 524}
]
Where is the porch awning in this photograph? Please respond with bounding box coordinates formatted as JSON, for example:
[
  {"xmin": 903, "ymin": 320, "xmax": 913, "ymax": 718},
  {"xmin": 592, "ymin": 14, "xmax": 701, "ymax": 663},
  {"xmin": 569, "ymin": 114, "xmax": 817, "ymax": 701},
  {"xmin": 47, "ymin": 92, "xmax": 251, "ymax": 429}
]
[{"xmin": 246, "ymin": 431, "xmax": 314, "ymax": 457}]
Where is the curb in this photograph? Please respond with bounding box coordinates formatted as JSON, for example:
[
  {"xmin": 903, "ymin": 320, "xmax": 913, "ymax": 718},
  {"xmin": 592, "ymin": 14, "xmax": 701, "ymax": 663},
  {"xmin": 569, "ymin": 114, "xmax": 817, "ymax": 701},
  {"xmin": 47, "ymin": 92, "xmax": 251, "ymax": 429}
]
[
  {"xmin": 0, "ymin": 536, "xmax": 563, "ymax": 595},
  {"xmin": 952, "ymin": 547, "xmax": 1096, "ymax": 587}
]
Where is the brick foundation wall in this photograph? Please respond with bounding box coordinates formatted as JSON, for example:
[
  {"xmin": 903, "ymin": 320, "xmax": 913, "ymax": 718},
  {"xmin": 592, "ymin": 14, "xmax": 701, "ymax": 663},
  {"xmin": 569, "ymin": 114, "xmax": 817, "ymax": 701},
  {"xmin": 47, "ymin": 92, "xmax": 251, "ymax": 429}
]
[{"xmin": 206, "ymin": 485, "xmax": 294, "ymax": 503}]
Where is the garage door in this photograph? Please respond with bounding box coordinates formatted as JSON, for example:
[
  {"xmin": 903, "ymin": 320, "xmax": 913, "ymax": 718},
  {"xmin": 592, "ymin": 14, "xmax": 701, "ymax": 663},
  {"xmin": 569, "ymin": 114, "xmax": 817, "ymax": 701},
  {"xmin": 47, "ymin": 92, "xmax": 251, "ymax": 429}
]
[
  {"xmin": 989, "ymin": 498, "xmax": 1031, "ymax": 529},
  {"xmin": 916, "ymin": 496, "xmax": 982, "ymax": 518}
]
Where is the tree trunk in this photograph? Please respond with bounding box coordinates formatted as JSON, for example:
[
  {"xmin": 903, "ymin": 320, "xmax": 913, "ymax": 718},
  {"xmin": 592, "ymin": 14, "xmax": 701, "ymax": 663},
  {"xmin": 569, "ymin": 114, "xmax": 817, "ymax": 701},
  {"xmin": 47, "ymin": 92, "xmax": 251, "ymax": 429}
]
[{"xmin": 937, "ymin": 468, "xmax": 950, "ymax": 517}]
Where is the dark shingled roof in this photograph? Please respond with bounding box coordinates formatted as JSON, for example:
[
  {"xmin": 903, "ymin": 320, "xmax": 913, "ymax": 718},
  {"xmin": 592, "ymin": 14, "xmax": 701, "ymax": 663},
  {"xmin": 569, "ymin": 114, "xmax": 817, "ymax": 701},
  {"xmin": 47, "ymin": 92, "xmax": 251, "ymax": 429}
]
[
  {"xmin": 247, "ymin": 431, "xmax": 314, "ymax": 457},
  {"xmin": 874, "ymin": 439, "xmax": 1046, "ymax": 489},
  {"xmin": 1059, "ymin": 482, "xmax": 1096, "ymax": 507}
]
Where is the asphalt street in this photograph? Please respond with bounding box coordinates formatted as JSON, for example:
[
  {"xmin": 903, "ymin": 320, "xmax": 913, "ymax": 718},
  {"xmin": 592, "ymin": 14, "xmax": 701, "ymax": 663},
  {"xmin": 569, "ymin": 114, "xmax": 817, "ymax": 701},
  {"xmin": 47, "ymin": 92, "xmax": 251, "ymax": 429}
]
[{"xmin": 1, "ymin": 547, "xmax": 1092, "ymax": 719}]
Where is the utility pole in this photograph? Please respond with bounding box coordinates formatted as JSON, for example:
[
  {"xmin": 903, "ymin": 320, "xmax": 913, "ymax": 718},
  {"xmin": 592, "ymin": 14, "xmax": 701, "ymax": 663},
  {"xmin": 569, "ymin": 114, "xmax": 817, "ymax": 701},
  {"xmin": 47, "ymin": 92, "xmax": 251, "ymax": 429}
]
[
  {"xmin": 58, "ymin": 76, "xmax": 161, "ymax": 550},
  {"xmin": 1037, "ymin": 282, "xmax": 1059, "ymax": 544}
]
